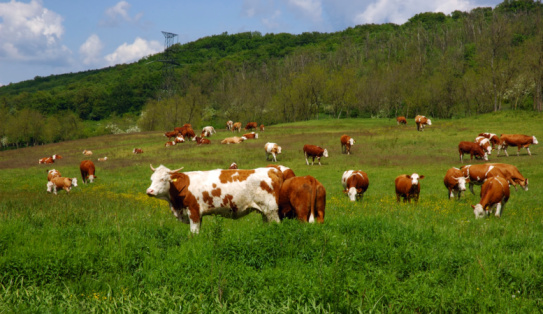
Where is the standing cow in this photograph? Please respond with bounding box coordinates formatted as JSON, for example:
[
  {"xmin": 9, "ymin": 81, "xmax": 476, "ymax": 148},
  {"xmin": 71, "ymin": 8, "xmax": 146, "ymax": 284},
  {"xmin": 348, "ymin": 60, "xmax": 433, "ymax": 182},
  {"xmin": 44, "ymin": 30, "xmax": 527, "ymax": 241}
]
[
  {"xmin": 475, "ymin": 136, "xmax": 492, "ymax": 155},
  {"xmin": 342, "ymin": 170, "xmax": 370, "ymax": 201},
  {"xmin": 458, "ymin": 141, "xmax": 488, "ymax": 163},
  {"xmin": 472, "ymin": 176, "xmax": 510, "ymax": 218},
  {"xmin": 226, "ymin": 120, "xmax": 234, "ymax": 131},
  {"xmin": 232, "ymin": 122, "xmax": 242, "ymax": 132},
  {"xmin": 278, "ymin": 175, "xmax": 325, "ymax": 223},
  {"xmin": 486, "ymin": 163, "xmax": 529, "ymax": 191},
  {"xmin": 415, "ymin": 115, "xmax": 432, "ymax": 131},
  {"xmin": 498, "ymin": 134, "xmax": 538, "ymax": 156},
  {"xmin": 443, "ymin": 167, "xmax": 469, "ymax": 200},
  {"xmin": 478, "ymin": 133, "xmax": 501, "ymax": 149},
  {"xmin": 264, "ymin": 142, "xmax": 282, "ymax": 162},
  {"xmin": 80, "ymin": 160, "xmax": 97, "ymax": 184},
  {"xmin": 340, "ymin": 135, "xmax": 355, "ymax": 155},
  {"xmin": 244, "ymin": 122, "xmax": 258, "ymax": 131},
  {"xmin": 395, "ymin": 173, "xmax": 424, "ymax": 203},
  {"xmin": 133, "ymin": 148, "xmax": 144, "ymax": 154},
  {"xmin": 146, "ymin": 165, "xmax": 283, "ymax": 234},
  {"xmin": 396, "ymin": 116, "xmax": 407, "ymax": 125},
  {"xmin": 202, "ymin": 126, "xmax": 216, "ymax": 137},
  {"xmin": 47, "ymin": 177, "xmax": 78, "ymax": 195},
  {"xmin": 303, "ymin": 144, "xmax": 328, "ymax": 166}
]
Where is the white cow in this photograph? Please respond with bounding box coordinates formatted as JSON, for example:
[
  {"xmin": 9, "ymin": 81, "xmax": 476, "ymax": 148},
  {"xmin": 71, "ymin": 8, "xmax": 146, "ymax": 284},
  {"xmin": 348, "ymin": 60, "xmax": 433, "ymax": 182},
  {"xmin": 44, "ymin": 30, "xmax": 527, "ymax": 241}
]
[{"xmin": 264, "ymin": 142, "xmax": 282, "ymax": 162}]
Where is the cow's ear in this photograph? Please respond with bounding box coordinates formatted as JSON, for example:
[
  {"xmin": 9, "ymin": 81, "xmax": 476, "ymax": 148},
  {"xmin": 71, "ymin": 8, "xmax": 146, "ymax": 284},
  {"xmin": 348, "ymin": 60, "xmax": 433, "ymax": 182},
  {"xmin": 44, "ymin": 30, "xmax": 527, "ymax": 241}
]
[
  {"xmin": 343, "ymin": 190, "xmax": 348, "ymax": 194},
  {"xmin": 406, "ymin": 175, "xmax": 411, "ymax": 179},
  {"xmin": 419, "ymin": 175, "xmax": 425, "ymax": 179},
  {"xmin": 471, "ymin": 204, "xmax": 475, "ymax": 209},
  {"xmin": 356, "ymin": 188, "xmax": 363, "ymax": 193}
]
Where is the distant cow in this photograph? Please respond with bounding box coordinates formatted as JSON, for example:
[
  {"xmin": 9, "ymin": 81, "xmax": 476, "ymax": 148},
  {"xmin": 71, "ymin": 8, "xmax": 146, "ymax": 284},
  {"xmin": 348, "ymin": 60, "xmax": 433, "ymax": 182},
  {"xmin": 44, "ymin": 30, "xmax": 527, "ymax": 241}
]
[
  {"xmin": 340, "ymin": 135, "xmax": 355, "ymax": 155},
  {"xmin": 472, "ymin": 176, "xmax": 510, "ymax": 218},
  {"xmin": 229, "ymin": 162, "xmax": 238, "ymax": 169},
  {"xmin": 133, "ymin": 148, "xmax": 144, "ymax": 154},
  {"xmin": 458, "ymin": 141, "xmax": 488, "ymax": 163},
  {"xmin": 174, "ymin": 135, "xmax": 185, "ymax": 143},
  {"xmin": 486, "ymin": 163, "xmax": 529, "ymax": 191},
  {"xmin": 80, "ymin": 160, "xmax": 96, "ymax": 184},
  {"xmin": 443, "ymin": 167, "xmax": 469, "ymax": 200},
  {"xmin": 47, "ymin": 169, "xmax": 61, "ymax": 181},
  {"xmin": 264, "ymin": 143, "xmax": 282, "ymax": 162},
  {"xmin": 47, "ymin": 176, "xmax": 78, "ymax": 195},
  {"xmin": 303, "ymin": 144, "xmax": 329, "ymax": 166},
  {"xmin": 498, "ymin": 134, "xmax": 538, "ymax": 156},
  {"xmin": 266, "ymin": 164, "xmax": 296, "ymax": 181},
  {"xmin": 98, "ymin": 157, "xmax": 108, "ymax": 162},
  {"xmin": 475, "ymin": 136, "xmax": 492, "ymax": 155},
  {"xmin": 260, "ymin": 124, "xmax": 265, "ymax": 131},
  {"xmin": 395, "ymin": 173, "xmax": 424, "ymax": 203},
  {"xmin": 202, "ymin": 126, "xmax": 216, "ymax": 137},
  {"xmin": 174, "ymin": 125, "xmax": 196, "ymax": 141},
  {"xmin": 39, "ymin": 154, "xmax": 61, "ymax": 164},
  {"xmin": 232, "ymin": 122, "xmax": 242, "ymax": 132},
  {"xmin": 244, "ymin": 122, "xmax": 258, "ymax": 131},
  {"xmin": 146, "ymin": 165, "xmax": 283, "ymax": 234},
  {"xmin": 415, "ymin": 115, "xmax": 432, "ymax": 131},
  {"xmin": 83, "ymin": 150, "xmax": 93, "ymax": 156},
  {"xmin": 243, "ymin": 132, "xmax": 258, "ymax": 139},
  {"xmin": 195, "ymin": 136, "xmax": 211, "ymax": 145},
  {"xmin": 342, "ymin": 170, "xmax": 370, "ymax": 201},
  {"xmin": 165, "ymin": 141, "xmax": 176, "ymax": 147},
  {"xmin": 226, "ymin": 120, "xmax": 234, "ymax": 130},
  {"xmin": 396, "ymin": 116, "xmax": 407, "ymax": 125},
  {"xmin": 221, "ymin": 136, "xmax": 246, "ymax": 144},
  {"xmin": 460, "ymin": 164, "xmax": 509, "ymax": 195},
  {"xmin": 278, "ymin": 175, "xmax": 325, "ymax": 223},
  {"xmin": 478, "ymin": 133, "xmax": 501, "ymax": 149},
  {"xmin": 164, "ymin": 131, "xmax": 179, "ymax": 140}
]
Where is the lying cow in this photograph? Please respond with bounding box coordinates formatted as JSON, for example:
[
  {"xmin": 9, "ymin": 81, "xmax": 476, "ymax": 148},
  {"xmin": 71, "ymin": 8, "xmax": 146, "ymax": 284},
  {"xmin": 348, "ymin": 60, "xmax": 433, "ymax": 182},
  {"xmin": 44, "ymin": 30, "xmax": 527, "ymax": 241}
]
[
  {"xmin": 264, "ymin": 143, "xmax": 282, "ymax": 162},
  {"xmin": 39, "ymin": 154, "xmax": 62, "ymax": 164},
  {"xmin": 243, "ymin": 132, "xmax": 259, "ymax": 139},
  {"xmin": 478, "ymin": 133, "xmax": 501, "ymax": 149},
  {"xmin": 303, "ymin": 144, "xmax": 329, "ymax": 166},
  {"xmin": 498, "ymin": 134, "xmax": 538, "ymax": 156},
  {"xmin": 486, "ymin": 163, "xmax": 529, "ymax": 191},
  {"xmin": 133, "ymin": 148, "xmax": 144, "ymax": 154},
  {"xmin": 221, "ymin": 136, "xmax": 246, "ymax": 144},
  {"xmin": 458, "ymin": 141, "xmax": 488, "ymax": 163},
  {"xmin": 80, "ymin": 160, "xmax": 96, "ymax": 184},
  {"xmin": 415, "ymin": 115, "xmax": 432, "ymax": 131},
  {"xmin": 472, "ymin": 176, "xmax": 510, "ymax": 218},
  {"xmin": 395, "ymin": 173, "xmax": 424, "ymax": 203},
  {"xmin": 278, "ymin": 175, "xmax": 325, "ymax": 223},
  {"xmin": 146, "ymin": 165, "xmax": 283, "ymax": 234},
  {"xmin": 475, "ymin": 136, "xmax": 492, "ymax": 155},
  {"xmin": 396, "ymin": 116, "xmax": 407, "ymax": 125},
  {"xmin": 195, "ymin": 136, "xmax": 211, "ymax": 145},
  {"xmin": 229, "ymin": 162, "xmax": 238, "ymax": 169},
  {"xmin": 165, "ymin": 141, "xmax": 176, "ymax": 147},
  {"xmin": 47, "ymin": 169, "xmax": 61, "ymax": 181},
  {"xmin": 342, "ymin": 170, "xmax": 370, "ymax": 201},
  {"xmin": 340, "ymin": 135, "xmax": 355, "ymax": 155},
  {"xmin": 443, "ymin": 167, "xmax": 469, "ymax": 200},
  {"xmin": 83, "ymin": 149, "xmax": 93, "ymax": 156},
  {"xmin": 244, "ymin": 122, "xmax": 258, "ymax": 131},
  {"xmin": 98, "ymin": 157, "xmax": 108, "ymax": 162},
  {"xmin": 266, "ymin": 164, "xmax": 296, "ymax": 181},
  {"xmin": 460, "ymin": 164, "xmax": 508, "ymax": 195},
  {"xmin": 47, "ymin": 176, "xmax": 78, "ymax": 195}
]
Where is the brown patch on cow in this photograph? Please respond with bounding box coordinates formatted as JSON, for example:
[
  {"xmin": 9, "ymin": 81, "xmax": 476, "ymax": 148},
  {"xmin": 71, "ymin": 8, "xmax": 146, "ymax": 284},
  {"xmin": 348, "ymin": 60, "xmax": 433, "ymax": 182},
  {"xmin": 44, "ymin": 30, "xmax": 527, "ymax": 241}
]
[
  {"xmin": 169, "ymin": 173, "xmax": 201, "ymax": 224},
  {"xmin": 221, "ymin": 194, "xmax": 238, "ymax": 213},
  {"xmin": 211, "ymin": 187, "xmax": 221, "ymax": 198},
  {"xmin": 260, "ymin": 180, "xmax": 273, "ymax": 194},
  {"xmin": 212, "ymin": 183, "xmax": 217, "ymax": 188},
  {"xmin": 219, "ymin": 169, "xmax": 255, "ymax": 184},
  {"xmin": 202, "ymin": 191, "xmax": 214, "ymax": 207}
]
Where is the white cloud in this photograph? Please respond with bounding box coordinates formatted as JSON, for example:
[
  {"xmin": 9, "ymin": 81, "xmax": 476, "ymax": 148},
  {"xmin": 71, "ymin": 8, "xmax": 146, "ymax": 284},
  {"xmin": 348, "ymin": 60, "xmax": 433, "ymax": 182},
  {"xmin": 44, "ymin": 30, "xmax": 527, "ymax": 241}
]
[
  {"xmin": 80, "ymin": 34, "xmax": 104, "ymax": 66},
  {"xmin": 286, "ymin": 0, "xmax": 323, "ymax": 23},
  {"xmin": 100, "ymin": 1, "xmax": 142, "ymax": 27},
  {"xmin": 104, "ymin": 37, "xmax": 161, "ymax": 66},
  {"xmin": 262, "ymin": 10, "xmax": 283, "ymax": 30}
]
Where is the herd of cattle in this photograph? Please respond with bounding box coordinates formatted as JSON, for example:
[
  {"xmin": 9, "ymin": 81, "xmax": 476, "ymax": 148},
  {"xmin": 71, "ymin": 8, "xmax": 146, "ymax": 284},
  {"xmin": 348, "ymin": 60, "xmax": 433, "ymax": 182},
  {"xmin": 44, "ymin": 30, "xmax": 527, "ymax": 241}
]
[{"xmin": 38, "ymin": 117, "xmax": 538, "ymax": 233}]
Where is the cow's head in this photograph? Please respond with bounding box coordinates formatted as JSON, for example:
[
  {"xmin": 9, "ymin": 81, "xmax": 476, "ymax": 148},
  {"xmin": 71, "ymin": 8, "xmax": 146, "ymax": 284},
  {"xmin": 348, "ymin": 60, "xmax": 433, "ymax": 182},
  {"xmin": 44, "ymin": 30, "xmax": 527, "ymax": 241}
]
[
  {"xmin": 533, "ymin": 136, "xmax": 539, "ymax": 144},
  {"xmin": 71, "ymin": 178, "xmax": 78, "ymax": 187},
  {"xmin": 241, "ymin": 136, "xmax": 247, "ymax": 141},
  {"xmin": 176, "ymin": 136, "xmax": 185, "ymax": 143},
  {"xmin": 454, "ymin": 176, "xmax": 469, "ymax": 191},
  {"xmin": 323, "ymin": 149, "xmax": 329, "ymax": 158},
  {"xmin": 345, "ymin": 187, "xmax": 362, "ymax": 201},
  {"xmin": 88, "ymin": 175, "xmax": 95, "ymax": 183},
  {"xmin": 518, "ymin": 178, "xmax": 529, "ymax": 191},
  {"xmin": 426, "ymin": 119, "xmax": 432, "ymax": 125},
  {"xmin": 349, "ymin": 138, "xmax": 355, "ymax": 146},
  {"xmin": 483, "ymin": 152, "xmax": 488, "ymax": 161},
  {"xmin": 471, "ymin": 204, "xmax": 487, "ymax": 219},
  {"xmin": 408, "ymin": 173, "xmax": 424, "ymax": 185},
  {"xmin": 146, "ymin": 164, "xmax": 184, "ymax": 199},
  {"xmin": 276, "ymin": 146, "xmax": 282, "ymax": 154}
]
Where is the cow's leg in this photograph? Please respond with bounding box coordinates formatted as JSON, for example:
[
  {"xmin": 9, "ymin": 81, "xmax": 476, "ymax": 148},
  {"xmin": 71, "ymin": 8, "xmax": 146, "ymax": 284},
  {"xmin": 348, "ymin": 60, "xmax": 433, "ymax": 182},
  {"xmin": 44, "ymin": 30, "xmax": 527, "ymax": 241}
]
[
  {"xmin": 187, "ymin": 208, "xmax": 201, "ymax": 234},
  {"xmin": 53, "ymin": 186, "xmax": 58, "ymax": 195},
  {"xmin": 495, "ymin": 202, "xmax": 503, "ymax": 217},
  {"xmin": 273, "ymin": 153, "xmax": 277, "ymax": 162},
  {"xmin": 317, "ymin": 157, "xmax": 321, "ymax": 166},
  {"xmin": 305, "ymin": 152, "xmax": 310, "ymax": 166},
  {"xmin": 469, "ymin": 183, "xmax": 475, "ymax": 195},
  {"xmin": 396, "ymin": 193, "xmax": 401, "ymax": 203},
  {"xmin": 504, "ymin": 147, "xmax": 509, "ymax": 157},
  {"xmin": 459, "ymin": 153, "xmax": 463, "ymax": 163},
  {"xmin": 526, "ymin": 147, "xmax": 532, "ymax": 156},
  {"xmin": 517, "ymin": 147, "xmax": 521, "ymax": 156},
  {"xmin": 457, "ymin": 190, "xmax": 462, "ymax": 200},
  {"xmin": 449, "ymin": 189, "xmax": 454, "ymax": 200}
]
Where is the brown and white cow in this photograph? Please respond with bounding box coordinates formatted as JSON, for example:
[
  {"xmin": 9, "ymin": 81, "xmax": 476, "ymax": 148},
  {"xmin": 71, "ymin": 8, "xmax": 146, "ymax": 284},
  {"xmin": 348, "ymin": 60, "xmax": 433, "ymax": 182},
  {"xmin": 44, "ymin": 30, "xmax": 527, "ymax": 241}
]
[
  {"xmin": 498, "ymin": 134, "xmax": 538, "ymax": 156},
  {"xmin": 340, "ymin": 135, "xmax": 355, "ymax": 155},
  {"xmin": 221, "ymin": 136, "xmax": 247, "ymax": 144},
  {"xmin": 195, "ymin": 136, "xmax": 211, "ymax": 145},
  {"xmin": 260, "ymin": 124, "xmax": 265, "ymax": 131},
  {"xmin": 146, "ymin": 165, "xmax": 283, "ymax": 234},
  {"xmin": 264, "ymin": 143, "xmax": 282, "ymax": 162},
  {"xmin": 232, "ymin": 122, "xmax": 242, "ymax": 132},
  {"xmin": 278, "ymin": 175, "xmax": 325, "ymax": 223},
  {"xmin": 243, "ymin": 132, "xmax": 258, "ymax": 139},
  {"xmin": 47, "ymin": 169, "xmax": 61, "ymax": 181},
  {"xmin": 395, "ymin": 173, "xmax": 424, "ymax": 203},
  {"xmin": 396, "ymin": 116, "xmax": 407, "ymax": 125},
  {"xmin": 460, "ymin": 164, "xmax": 509, "ymax": 195},
  {"xmin": 472, "ymin": 176, "xmax": 510, "ymax": 218},
  {"xmin": 83, "ymin": 150, "xmax": 93, "ymax": 156},
  {"xmin": 174, "ymin": 135, "xmax": 185, "ymax": 144},
  {"xmin": 443, "ymin": 167, "xmax": 469, "ymax": 200},
  {"xmin": 342, "ymin": 170, "xmax": 370, "ymax": 201},
  {"xmin": 266, "ymin": 164, "xmax": 296, "ymax": 181},
  {"xmin": 458, "ymin": 141, "xmax": 488, "ymax": 163},
  {"xmin": 80, "ymin": 160, "xmax": 96, "ymax": 184},
  {"xmin": 165, "ymin": 141, "xmax": 176, "ymax": 147},
  {"xmin": 39, "ymin": 154, "xmax": 62, "ymax": 164},
  {"xmin": 174, "ymin": 125, "xmax": 196, "ymax": 141},
  {"xmin": 475, "ymin": 136, "xmax": 492, "ymax": 155},
  {"xmin": 164, "ymin": 131, "xmax": 179, "ymax": 140},
  {"xmin": 303, "ymin": 144, "xmax": 328, "ymax": 166},
  {"xmin": 202, "ymin": 126, "xmax": 216, "ymax": 137},
  {"xmin": 229, "ymin": 162, "xmax": 238, "ymax": 169},
  {"xmin": 133, "ymin": 148, "xmax": 144, "ymax": 154},
  {"xmin": 244, "ymin": 122, "xmax": 258, "ymax": 131},
  {"xmin": 414, "ymin": 115, "xmax": 432, "ymax": 131},
  {"xmin": 478, "ymin": 133, "xmax": 501, "ymax": 149},
  {"xmin": 98, "ymin": 157, "xmax": 108, "ymax": 162},
  {"xmin": 486, "ymin": 163, "xmax": 529, "ymax": 191},
  {"xmin": 47, "ymin": 176, "xmax": 78, "ymax": 195},
  {"xmin": 226, "ymin": 120, "xmax": 234, "ymax": 131}
]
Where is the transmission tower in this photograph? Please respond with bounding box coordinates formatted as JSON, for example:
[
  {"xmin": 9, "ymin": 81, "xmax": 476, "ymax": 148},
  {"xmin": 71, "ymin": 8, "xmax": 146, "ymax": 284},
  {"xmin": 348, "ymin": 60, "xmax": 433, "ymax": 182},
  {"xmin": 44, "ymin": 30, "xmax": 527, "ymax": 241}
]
[{"xmin": 159, "ymin": 31, "xmax": 179, "ymax": 97}]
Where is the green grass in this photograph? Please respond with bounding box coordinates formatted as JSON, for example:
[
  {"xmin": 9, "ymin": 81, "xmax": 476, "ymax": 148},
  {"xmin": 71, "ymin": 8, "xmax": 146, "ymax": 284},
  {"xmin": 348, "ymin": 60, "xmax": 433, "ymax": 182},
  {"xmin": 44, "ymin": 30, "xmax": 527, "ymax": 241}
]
[{"xmin": 1, "ymin": 111, "xmax": 543, "ymax": 312}]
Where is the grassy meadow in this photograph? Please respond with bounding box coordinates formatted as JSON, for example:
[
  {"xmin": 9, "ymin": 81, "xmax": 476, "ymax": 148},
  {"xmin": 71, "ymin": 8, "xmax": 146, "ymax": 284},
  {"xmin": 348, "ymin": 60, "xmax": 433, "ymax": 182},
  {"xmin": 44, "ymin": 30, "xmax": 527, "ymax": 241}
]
[{"xmin": 1, "ymin": 111, "xmax": 542, "ymax": 312}]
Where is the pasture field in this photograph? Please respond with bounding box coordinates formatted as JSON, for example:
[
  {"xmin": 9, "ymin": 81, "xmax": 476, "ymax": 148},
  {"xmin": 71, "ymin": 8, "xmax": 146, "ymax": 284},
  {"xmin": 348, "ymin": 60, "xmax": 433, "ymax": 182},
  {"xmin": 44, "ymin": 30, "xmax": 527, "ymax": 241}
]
[{"xmin": 1, "ymin": 112, "xmax": 542, "ymax": 312}]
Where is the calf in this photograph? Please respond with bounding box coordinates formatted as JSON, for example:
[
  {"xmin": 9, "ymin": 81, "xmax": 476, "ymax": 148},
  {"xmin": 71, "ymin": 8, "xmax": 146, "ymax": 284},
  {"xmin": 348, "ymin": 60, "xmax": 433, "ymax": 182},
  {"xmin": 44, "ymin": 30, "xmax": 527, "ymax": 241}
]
[
  {"xmin": 80, "ymin": 160, "xmax": 97, "ymax": 184},
  {"xmin": 165, "ymin": 141, "xmax": 176, "ymax": 147},
  {"xmin": 174, "ymin": 135, "xmax": 185, "ymax": 143},
  {"xmin": 226, "ymin": 120, "xmax": 234, "ymax": 130},
  {"xmin": 264, "ymin": 143, "xmax": 282, "ymax": 162},
  {"xmin": 244, "ymin": 122, "xmax": 258, "ymax": 131},
  {"xmin": 396, "ymin": 116, "xmax": 407, "ymax": 125},
  {"xmin": 266, "ymin": 164, "xmax": 296, "ymax": 181},
  {"xmin": 498, "ymin": 134, "xmax": 538, "ymax": 156},
  {"xmin": 47, "ymin": 176, "xmax": 78, "ymax": 195},
  {"xmin": 415, "ymin": 115, "xmax": 432, "ymax": 131},
  {"xmin": 460, "ymin": 164, "xmax": 509, "ymax": 195},
  {"xmin": 395, "ymin": 173, "xmax": 424, "ymax": 203},
  {"xmin": 478, "ymin": 133, "xmax": 501, "ymax": 149},
  {"xmin": 243, "ymin": 132, "xmax": 258, "ymax": 139},
  {"xmin": 260, "ymin": 124, "xmax": 265, "ymax": 131},
  {"xmin": 39, "ymin": 154, "xmax": 61, "ymax": 164},
  {"xmin": 475, "ymin": 136, "xmax": 492, "ymax": 155},
  {"xmin": 486, "ymin": 163, "xmax": 529, "ymax": 191},
  {"xmin": 133, "ymin": 148, "xmax": 144, "ymax": 154},
  {"xmin": 232, "ymin": 122, "xmax": 242, "ymax": 132},
  {"xmin": 303, "ymin": 144, "xmax": 329, "ymax": 166},
  {"xmin": 340, "ymin": 134, "xmax": 355, "ymax": 155},
  {"xmin": 443, "ymin": 167, "xmax": 469, "ymax": 200},
  {"xmin": 47, "ymin": 169, "xmax": 61, "ymax": 181},
  {"xmin": 195, "ymin": 136, "xmax": 211, "ymax": 145},
  {"xmin": 98, "ymin": 157, "xmax": 108, "ymax": 162},
  {"xmin": 229, "ymin": 162, "xmax": 238, "ymax": 169},
  {"xmin": 472, "ymin": 176, "xmax": 510, "ymax": 218},
  {"xmin": 342, "ymin": 170, "xmax": 370, "ymax": 201},
  {"xmin": 278, "ymin": 175, "xmax": 325, "ymax": 223},
  {"xmin": 458, "ymin": 141, "xmax": 488, "ymax": 163},
  {"xmin": 221, "ymin": 136, "xmax": 246, "ymax": 144},
  {"xmin": 83, "ymin": 150, "xmax": 93, "ymax": 156}
]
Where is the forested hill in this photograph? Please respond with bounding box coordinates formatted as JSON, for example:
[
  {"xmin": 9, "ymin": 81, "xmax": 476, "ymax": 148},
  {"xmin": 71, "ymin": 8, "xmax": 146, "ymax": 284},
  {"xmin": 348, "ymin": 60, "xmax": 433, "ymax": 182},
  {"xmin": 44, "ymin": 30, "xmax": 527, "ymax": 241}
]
[{"xmin": 1, "ymin": 0, "xmax": 543, "ymax": 148}]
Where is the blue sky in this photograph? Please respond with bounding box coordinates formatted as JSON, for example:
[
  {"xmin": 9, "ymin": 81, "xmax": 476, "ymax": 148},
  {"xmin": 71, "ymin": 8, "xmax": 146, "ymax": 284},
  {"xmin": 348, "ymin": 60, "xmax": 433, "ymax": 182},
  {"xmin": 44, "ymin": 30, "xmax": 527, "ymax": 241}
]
[{"xmin": 0, "ymin": 0, "xmax": 502, "ymax": 86}]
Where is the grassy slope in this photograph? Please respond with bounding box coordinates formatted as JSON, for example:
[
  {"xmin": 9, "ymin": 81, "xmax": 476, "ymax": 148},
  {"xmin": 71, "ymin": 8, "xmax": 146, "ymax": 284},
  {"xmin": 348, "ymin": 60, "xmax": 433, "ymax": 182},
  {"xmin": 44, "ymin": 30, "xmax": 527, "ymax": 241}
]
[{"xmin": 1, "ymin": 112, "xmax": 542, "ymax": 312}]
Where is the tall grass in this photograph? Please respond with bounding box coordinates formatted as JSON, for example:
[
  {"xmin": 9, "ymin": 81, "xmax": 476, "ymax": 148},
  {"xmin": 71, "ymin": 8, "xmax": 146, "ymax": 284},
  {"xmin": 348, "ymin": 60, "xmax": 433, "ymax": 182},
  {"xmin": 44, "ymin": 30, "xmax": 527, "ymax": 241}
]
[{"xmin": 1, "ymin": 112, "xmax": 542, "ymax": 312}]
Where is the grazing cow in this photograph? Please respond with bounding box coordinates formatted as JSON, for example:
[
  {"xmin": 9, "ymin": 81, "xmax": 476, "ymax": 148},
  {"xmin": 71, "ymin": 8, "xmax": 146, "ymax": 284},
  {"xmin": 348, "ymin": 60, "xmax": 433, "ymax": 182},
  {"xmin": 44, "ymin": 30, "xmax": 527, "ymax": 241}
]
[
  {"xmin": 229, "ymin": 162, "xmax": 238, "ymax": 169},
  {"xmin": 396, "ymin": 116, "xmax": 407, "ymax": 125},
  {"xmin": 174, "ymin": 135, "xmax": 185, "ymax": 143},
  {"xmin": 47, "ymin": 176, "xmax": 78, "ymax": 195},
  {"xmin": 232, "ymin": 122, "xmax": 242, "ymax": 132},
  {"xmin": 414, "ymin": 115, "xmax": 432, "ymax": 131},
  {"xmin": 226, "ymin": 120, "xmax": 234, "ymax": 131},
  {"xmin": 146, "ymin": 165, "xmax": 283, "ymax": 234},
  {"xmin": 133, "ymin": 148, "xmax": 144, "ymax": 154},
  {"xmin": 340, "ymin": 134, "xmax": 355, "ymax": 155},
  {"xmin": 164, "ymin": 131, "xmax": 179, "ymax": 140},
  {"xmin": 244, "ymin": 122, "xmax": 258, "ymax": 131},
  {"xmin": 342, "ymin": 170, "xmax": 370, "ymax": 201},
  {"xmin": 264, "ymin": 143, "xmax": 282, "ymax": 162},
  {"xmin": 266, "ymin": 164, "xmax": 296, "ymax": 181},
  {"xmin": 39, "ymin": 154, "xmax": 61, "ymax": 164},
  {"xmin": 202, "ymin": 126, "xmax": 216, "ymax": 137},
  {"xmin": 475, "ymin": 136, "xmax": 493, "ymax": 155},
  {"xmin": 303, "ymin": 144, "xmax": 328, "ymax": 166},
  {"xmin": 98, "ymin": 157, "xmax": 108, "ymax": 162},
  {"xmin": 460, "ymin": 164, "xmax": 509, "ymax": 195},
  {"xmin": 478, "ymin": 133, "xmax": 501, "ymax": 149},
  {"xmin": 80, "ymin": 160, "xmax": 96, "ymax": 184},
  {"xmin": 443, "ymin": 167, "xmax": 469, "ymax": 200},
  {"xmin": 486, "ymin": 163, "xmax": 529, "ymax": 191},
  {"xmin": 83, "ymin": 150, "xmax": 93, "ymax": 156},
  {"xmin": 195, "ymin": 136, "xmax": 211, "ymax": 145},
  {"xmin": 472, "ymin": 176, "xmax": 510, "ymax": 218},
  {"xmin": 395, "ymin": 173, "xmax": 424, "ymax": 203},
  {"xmin": 243, "ymin": 132, "xmax": 258, "ymax": 139},
  {"xmin": 260, "ymin": 124, "xmax": 265, "ymax": 131},
  {"xmin": 458, "ymin": 141, "xmax": 488, "ymax": 163},
  {"xmin": 278, "ymin": 175, "xmax": 326, "ymax": 223},
  {"xmin": 165, "ymin": 141, "xmax": 176, "ymax": 147},
  {"xmin": 174, "ymin": 126, "xmax": 196, "ymax": 141},
  {"xmin": 221, "ymin": 136, "xmax": 246, "ymax": 144},
  {"xmin": 498, "ymin": 134, "xmax": 539, "ymax": 156},
  {"xmin": 47, "ymin": 169, "xmax": 61, "ymax": 181}
]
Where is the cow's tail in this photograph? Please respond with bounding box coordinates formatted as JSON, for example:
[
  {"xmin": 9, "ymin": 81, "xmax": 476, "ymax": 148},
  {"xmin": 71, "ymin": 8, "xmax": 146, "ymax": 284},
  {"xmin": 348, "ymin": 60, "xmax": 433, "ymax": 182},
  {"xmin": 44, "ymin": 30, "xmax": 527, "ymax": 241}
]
[{"xmin": 308, "ymin": 177, "xmax": 316, "ymax": 223}]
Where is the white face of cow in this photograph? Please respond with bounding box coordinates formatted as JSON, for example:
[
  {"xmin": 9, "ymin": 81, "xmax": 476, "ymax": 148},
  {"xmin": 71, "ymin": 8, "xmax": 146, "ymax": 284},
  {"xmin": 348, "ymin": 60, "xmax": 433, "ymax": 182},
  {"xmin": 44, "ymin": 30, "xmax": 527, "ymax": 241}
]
[
  {"xmin": 454, "ymin": 176, "xmax": 467, "ymax": 191},
  {"xmin": 483, "ymin": 152, "xmax": 488, "ymax": 161},
  {"xmin": 349, "ymin": 138, "xmax": 355, "ymax": 146},
  {"xmin": 533, "ymin": 136, "xmax": 539, "ymax": 144},
  {"xmin": 88, "ymin": 175, "xmax": 95, "ymax": 183},
  {"xmin": 146, "ymin": 165, "xmax": 173, "ymax": 199},
  {"xmin": 426, "ymin": 119, "xmax": 432, "ymax": 125},
  {"xmin": 71, "ymin": 178, "xmax": 78, "ymax": 187},
  {"xmin": 276, "ymin": 146, "xmax": 282, "ymax": 154},
  {"xmin": 473, "ymin": 204, "xmax": 486, "ymax": 219},
  {"xmin": 410, "ymin": 173, "xmax": 422, "ymax": 185},
  {"xmin": 348, "ymin": 187, "xmax": 357, "ymax": 201},
  {"xmin": 323, "ymin": 149, "xmax": 329, "ymax": 157},
  {"xmin": 241, "ymin": 136, "xmax": 247, "ymax": 141}
]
